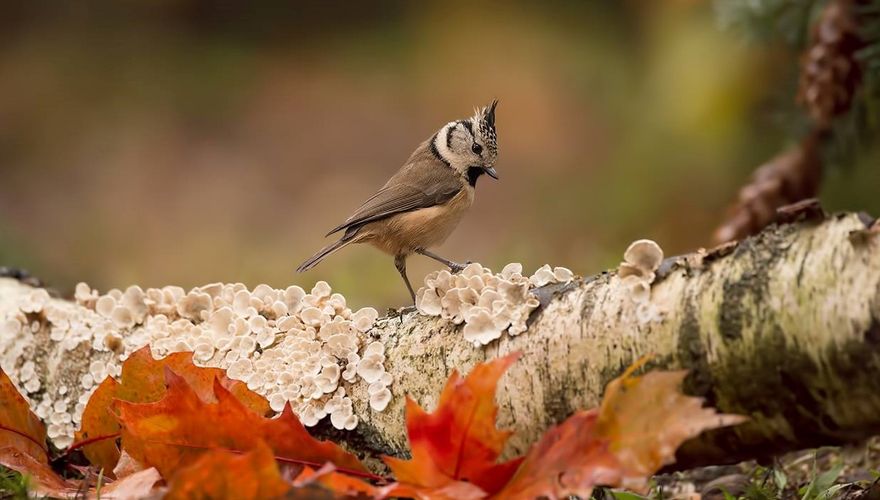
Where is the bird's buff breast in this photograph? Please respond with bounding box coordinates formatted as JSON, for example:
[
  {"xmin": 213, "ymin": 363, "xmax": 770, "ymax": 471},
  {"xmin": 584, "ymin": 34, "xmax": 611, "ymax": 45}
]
[{"xmin": 363, "ymin": 188, "xmax": 474, "ymax": 255}]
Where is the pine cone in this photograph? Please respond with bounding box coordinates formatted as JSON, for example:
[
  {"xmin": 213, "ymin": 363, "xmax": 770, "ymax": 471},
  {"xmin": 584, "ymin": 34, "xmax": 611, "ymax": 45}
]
[
  {"xmin": 797, "ymin": 0, "xmax": 865, "ymax": 128},
  {"xmin": 713, "ymin": 133, "xmax": 822, "ymax": 244}
]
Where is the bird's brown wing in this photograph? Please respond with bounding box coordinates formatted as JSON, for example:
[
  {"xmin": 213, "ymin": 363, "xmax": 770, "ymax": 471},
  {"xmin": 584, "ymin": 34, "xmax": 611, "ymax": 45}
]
[{"xmin": 326, "ymin": 156, "xmax": 464, "ymax": 237}]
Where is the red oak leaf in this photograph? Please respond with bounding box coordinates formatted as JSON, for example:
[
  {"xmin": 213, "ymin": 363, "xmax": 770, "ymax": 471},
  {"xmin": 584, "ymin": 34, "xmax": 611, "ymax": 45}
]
[
  {"xmin": 382, "ymin": 353, "xmax": 523, "ymax": 499},
  {"xmin": 0, "ymin": 447, "xmax": 75, "ymax": 497},
  {"xmin": 73, "ymin": 376, "xmax": 120, "ymax": 475},
  {"xmin": 380, "ymin": 479, "xmax": 487, "ymax": 500},
  {"xmin": 493, "ymin": 411, "xmax": 621, "ymax": 499},
  {"xmin": 114, "ymin": 346, "xmax": 270, "ymax": 413},
  {"xmin": 293, "ymin": 463, "xmax": 381, "ymax": 498},
  {"xmin": 73, "ymin": 345, "xmax": 270, "ymax": 474},
  {"xmin": 494, "ymin": 359, "xmax": 747, "ymax": 499},
  {"xmin": 0, "ymin": 369, "xmax": 67, "ymax": 496},
  {"xmin": 0, "ymin": 446, "xmax": 162, "ymax": 499},
  {"xmin": 0, "ymin": 368, "xmax": 47, "ymax": 462},
  {"xmin": 165, "ymin": 440, "xmax": 291, "ymax": 500},
  {"xmin": 0, "ymin": 387, "xmax": 161, "ymax": 499},
  {"xmin": 117, "ymin": 367, "xmax": 368, "ymax": 479}
]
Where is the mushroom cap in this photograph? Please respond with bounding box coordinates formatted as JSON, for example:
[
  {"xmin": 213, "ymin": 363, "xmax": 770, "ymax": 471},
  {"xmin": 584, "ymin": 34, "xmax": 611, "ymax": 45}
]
[
  {"xmin": 177, "ymin": 291, "xmax": 212, "ymax": 321},
  {"xmin": 529, "ymin": 264, "xmax": 556, "ymax": 287},
  {"xmin": 623, "ymin": 239, "xmax": 664, "ymax": 272},
  {"xmin": 356, "ymin": 354, "xmax": 385, "ymax": 384},
  {"xmin": 428, "ymin": 270, "xmax": 454, "ymax": 294},
  {"xmin": 283, "ymin": 285, "xmax": 306, "ymax": 312},
  {"xmin": 621, "ymin": 275, "xmax": 651, "ymax": 304},
  {"xmin": 95, "ymin": 295, "xmax": 116, "ymax": 318},
  {"xmin": 462, "ymin": 308, "xmax": 505, "ymax": 346},
  {"xmin": 618, "ymin": 262, "xmax": 651, "ymax": 280},
  {"xmin": 553, "ymin": 266, "xmax": 575, "ymax": 283},
  {"xmin": 500, "ymin": 262, "xmax": 523, "ymax": 280},
  {"xmin": 370, "ymin": 388, "xmax": 393, "ymax": 412},
  {"xmin": 351, "ymin": 307, "xmax": 379, "ymax": 332},
  {"xmin": 416, "ymin": 288, "xmax": 442, "ymax": 316},
  {"xmin": 311, "ymin": 281, "xmax": 332, "ymax": 299}
]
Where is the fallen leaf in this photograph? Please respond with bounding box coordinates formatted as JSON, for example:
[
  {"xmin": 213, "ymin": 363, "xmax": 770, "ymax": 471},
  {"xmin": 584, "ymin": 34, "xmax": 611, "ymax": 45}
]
[
  {"xmin": 0, "ymin": 371, "xmax": 154, "ymax": 498},
  {"xmin": 0, "ymin": 368, "xmax": 47, "ymax": 461},
  {"xmin": 117, "ymin": 367, "xmax": 367, "ymax": 479},
  {"xmin": 493, "ymin": 411, "xmax": 622, "ymax": 499},
  {"xmin": 0, "ymin": 447, "xmax": 75, "ymax": 498},
  {"xmin": 294, "ymin": 463, "xmax": 380, "ymax": 498},
  {"xmin": 165, "ymin": 440, "xmax": 290, "ymax": 500},
  {"xmin": 115, "ymin": 347, "xmax": 270, "ymax": 414},
  {"xmin": 493, "ymin": 360, "xmax": 746, "ymax": 499},
  {"xmin": 0, "ymin": 370, "xmax": 63, "ymax": 497},
  {"xmin": 380, "ymin": 480, "xmax": 487, "ymax": 500},
  {"xmin": 596, "ymin": 364, "xmax": 747, "ymax": 490},
  {"xmin": 113, "ymin": 449, "xmax": 147, "ymax": 478},
  {"xmin": 382, "ymin": 353, "xmax": 523, "ymax": 498},
  {"xmin": 74, "ymin": 376, "xmax": 121, "ymax": 476},
  {"xmin": 95, "ymin": 467, "xmax": 162, "ymax": 500},
  {"xmin": 73, "ymin": 345, "xmax": 271, "ymax": 473}
]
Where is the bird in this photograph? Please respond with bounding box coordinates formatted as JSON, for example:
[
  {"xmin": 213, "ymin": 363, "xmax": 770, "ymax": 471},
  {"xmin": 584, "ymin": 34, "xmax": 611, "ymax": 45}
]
[{"xmin": 296, "ymin": 101, "xmax": 500, "ymax": 302}]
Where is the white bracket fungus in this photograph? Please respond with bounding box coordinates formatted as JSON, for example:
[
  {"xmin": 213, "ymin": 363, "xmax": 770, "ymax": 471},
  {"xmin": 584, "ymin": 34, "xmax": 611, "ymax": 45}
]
[
  {"xmin": 617, "ymin": 239, "xmax": 665, "ymax": 324},
  {"xmin": 0, "ymin": 278, "xmax": 388, "ymax": 447},
  {"xmin": 415, "ymin": 262, "xmax": 575, "ymax": 346}
]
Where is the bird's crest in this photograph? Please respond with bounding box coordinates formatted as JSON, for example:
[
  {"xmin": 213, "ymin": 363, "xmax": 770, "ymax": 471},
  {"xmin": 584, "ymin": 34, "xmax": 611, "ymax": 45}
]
[{"xmin": 472, "ymin": 100, "xmax": 498, "ymax": 160}]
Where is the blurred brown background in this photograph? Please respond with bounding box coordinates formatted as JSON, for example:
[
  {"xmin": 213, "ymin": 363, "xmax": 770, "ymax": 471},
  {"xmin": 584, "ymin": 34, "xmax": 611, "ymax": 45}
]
[{"xmin": 1, "ymin": 1, "xmax": 878, "ymax": 309}]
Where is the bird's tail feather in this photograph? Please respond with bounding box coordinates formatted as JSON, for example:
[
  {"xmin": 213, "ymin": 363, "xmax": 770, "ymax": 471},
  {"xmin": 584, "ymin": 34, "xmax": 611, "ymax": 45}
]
[{"xmin": 296, "ymin": 239, "xmax": 351, "ymax": 273}]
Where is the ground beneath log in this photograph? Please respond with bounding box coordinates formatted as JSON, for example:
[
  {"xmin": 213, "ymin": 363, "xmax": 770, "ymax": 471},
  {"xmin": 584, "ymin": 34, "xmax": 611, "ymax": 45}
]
[
  {"xmin": 593, "ymin": 437, "xmax": 880, "ymax": 499},
  {"xmin": 2, "ymin": 438, "xmax": 879, "ymax": 498}
]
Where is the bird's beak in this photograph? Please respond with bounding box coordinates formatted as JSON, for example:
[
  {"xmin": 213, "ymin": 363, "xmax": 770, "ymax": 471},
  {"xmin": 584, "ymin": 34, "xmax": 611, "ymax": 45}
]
[{"xmin": 483, "ymin": 166, "xmax": 499, "ymax": 180}]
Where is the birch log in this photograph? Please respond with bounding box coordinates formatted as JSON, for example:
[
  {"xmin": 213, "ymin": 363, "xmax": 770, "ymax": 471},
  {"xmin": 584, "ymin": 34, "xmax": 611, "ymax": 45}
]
[{"xmin": 1, "ymin": 210, "xmax": 879, "ymax": 471}]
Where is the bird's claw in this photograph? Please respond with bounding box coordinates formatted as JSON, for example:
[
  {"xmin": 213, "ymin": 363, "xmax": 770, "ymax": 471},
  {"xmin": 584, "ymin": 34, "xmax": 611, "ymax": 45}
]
[{"xmin": 449, "ymin": 261, "xmax": 472, "ymax": 274}]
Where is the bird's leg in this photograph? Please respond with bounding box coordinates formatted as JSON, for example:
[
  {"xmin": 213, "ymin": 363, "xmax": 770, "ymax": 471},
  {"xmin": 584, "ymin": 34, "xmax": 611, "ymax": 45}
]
[
  {"xmin": 395, "ymin": 255, "xmax": 416, "ymax": 303},
  {"xmin": 416, "ymin": 248, "xmax": 470, "ymax": 274}
]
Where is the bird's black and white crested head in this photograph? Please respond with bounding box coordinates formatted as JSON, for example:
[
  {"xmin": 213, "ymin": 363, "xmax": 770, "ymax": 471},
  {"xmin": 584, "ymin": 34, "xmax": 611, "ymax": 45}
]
[
  {"xmin": 431, "ymin": 101, "xmax": 499, "ymax": 184},
  {"xmin": 472, "ymin": 99, "xmax": 498, "ymax": 166}
]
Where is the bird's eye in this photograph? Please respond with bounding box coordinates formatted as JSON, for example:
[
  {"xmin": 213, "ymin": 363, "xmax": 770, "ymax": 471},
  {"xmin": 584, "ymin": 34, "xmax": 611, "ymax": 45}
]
[{"xmin": 471, "ymin": 143, "xmax": 483, "ymax": 154}]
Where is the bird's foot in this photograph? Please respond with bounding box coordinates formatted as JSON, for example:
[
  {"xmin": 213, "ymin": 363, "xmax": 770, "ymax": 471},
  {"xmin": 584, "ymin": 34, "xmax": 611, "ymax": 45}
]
[{"xmin": 448, "ymin": 260, "xmax": 472, "ymax": 274}]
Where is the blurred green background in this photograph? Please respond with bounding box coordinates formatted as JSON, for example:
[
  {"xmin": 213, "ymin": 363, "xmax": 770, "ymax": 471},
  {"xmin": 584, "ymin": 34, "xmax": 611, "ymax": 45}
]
[{"xmin": 1, "ymin": 1, "xmax": 878, "ymax": 309}]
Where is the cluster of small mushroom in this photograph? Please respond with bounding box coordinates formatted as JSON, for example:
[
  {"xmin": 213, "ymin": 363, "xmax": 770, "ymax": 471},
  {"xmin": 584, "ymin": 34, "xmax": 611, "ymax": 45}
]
[
  {"xmin": 1, "ymin": 285, "xmax": 126, "ymax": 447},
  {"xmin": 617, "ymin": 239, "xmax": 665, "ymax": 324},
  {"xmin": 0, "ymin": 279, "xmax": 388, "ymax": 447},
  {"xmin": 1, "ymin": 316, "xmax": 38, "ymax": 391},
  {"xmin": 415, "ymin": 263, "xmax": 574, "ymax": 346}
]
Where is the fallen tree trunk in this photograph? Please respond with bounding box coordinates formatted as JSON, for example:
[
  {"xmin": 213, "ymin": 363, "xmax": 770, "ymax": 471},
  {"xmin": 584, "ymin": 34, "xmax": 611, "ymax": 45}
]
[{"xmin": 1, "ymin": 210, "xmax": 879, "ymax": 472}]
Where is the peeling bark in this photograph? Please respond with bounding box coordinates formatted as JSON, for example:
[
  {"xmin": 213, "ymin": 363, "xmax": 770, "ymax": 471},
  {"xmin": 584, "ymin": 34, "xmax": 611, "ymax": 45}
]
[{"xmin": 2, "ymin": 212, "xmax": 879, "ymax": 471}]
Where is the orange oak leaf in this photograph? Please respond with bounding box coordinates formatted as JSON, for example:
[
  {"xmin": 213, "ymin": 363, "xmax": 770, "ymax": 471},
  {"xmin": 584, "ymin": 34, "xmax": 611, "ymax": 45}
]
[
  {"xmin": 73, "ymin": 376, "xmax": 120, "ymax": 475},
  {"xmin": 165, "ymin": 440, "xmax": 291, "ymax": 500},
  {"xmin": 493, "ymin": 411, "xmax": 622, "ymax": 499},
  {"xmin": 382, "ymin": 353, "xmax": 523, "ymax": 498},
  {"xmin": 73, "ymin": 345, "xmax": 270, "ymax": 473},
  {"xmin": 0, "ymin": 370, "xmax": 92, "ymax": 497},
  {"xmin": 0, "ymin": 447, "xmax": 74, "ymax": 497},
  {"xmin": 0, "ymin": 447, "xmax": 161, "ymax": 499},
  {"xmin": 117, "ymin": 367, "xmax": 368, "ymax": 479},
  {"xmin": 96, "ymin": 467, "xmax": 163, "ymax": 499},
  {"xmin": 496, "ymin": 360, "xmax": 747, "ymax": 499},
  {"xmin": 379, "ymin": 479, "xmax": 487, "ymax": 500},
  {"xmin": 293, "ymin": 463, "xmax": 381, "ymax": 498},
  {"xmin": 0, "ymin": 369, "xmax": 61, "ymax": 495},
  {"xmin": 0, "ymin": 368, "xmax": 47, "ymax": 462},
  {"xmin": 595, "ymin": 363, "xmax": 748, "ymax": 491},
  {"xmin": 115, "ymin": 346, "xmax": 270, "ymax": 413}
]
